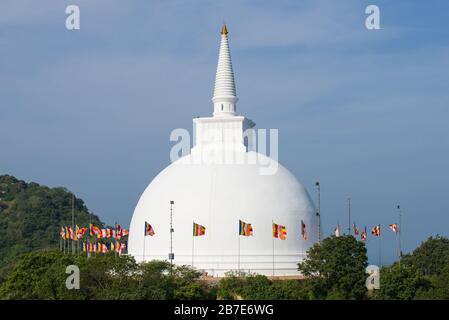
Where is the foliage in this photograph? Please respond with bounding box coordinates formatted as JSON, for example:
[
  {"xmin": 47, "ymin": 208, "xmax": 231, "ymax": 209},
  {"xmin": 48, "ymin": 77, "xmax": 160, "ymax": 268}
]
[
  {"xmin": 379, "ymin": 236, "xmax": 449, "ymax": 300},
  {"xmin": 217, "ymin": 272, "xmax": 314, "ymax": 300},
  {"xmin": 375, "ymin": 263, "xmax": 430, "ymax": 300},
  {"xmin": 0, "ymin": 250, "xmax": 212, "ymax": 300},
  {"xmin": 0, "ymin": 175, "xmax": 103, "ymax": 269},
  {"xmin": 298, "ymin": 235, "xmax": 368, "ymax": 300},
  {"xmin": 401, "ymin": 235, "xmax": 449, "ymax": 276},
  {"xmin": 415, "ymin": 264, "xmax": 449, "ymax": 300}
]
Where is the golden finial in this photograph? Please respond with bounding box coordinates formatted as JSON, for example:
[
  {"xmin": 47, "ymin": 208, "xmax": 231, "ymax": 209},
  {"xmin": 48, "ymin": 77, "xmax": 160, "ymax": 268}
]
[{"xmin": 221, "ymin": 23, "xmax": 228, "ymax": 36}]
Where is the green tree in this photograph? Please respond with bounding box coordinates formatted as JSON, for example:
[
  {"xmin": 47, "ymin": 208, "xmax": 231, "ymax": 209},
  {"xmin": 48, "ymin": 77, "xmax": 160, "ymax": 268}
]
[
  {"xmin": 0, "ymin": 175, "xmax": 103, "ymax": 268},
  {"xmin": 0, "ymin": 250, "xmax": 85, "ymax": 299},
  {"xmin": 217, "ymin": 271, "xmax": 245, "ymax": 299},
  {"xmin": 298, "ymin": 235, "xmax": 368, "ymax": 300},
  {"xmin": 401, "ymin": 236, "xmax": 449, "ymax": 276},
  {"xmin": 415, "ymin": 264, "xmax": 449, "ymax": 300},
  {"xmin": 376, "ymin": 263, "xmax": 429, "ymax": 300}
]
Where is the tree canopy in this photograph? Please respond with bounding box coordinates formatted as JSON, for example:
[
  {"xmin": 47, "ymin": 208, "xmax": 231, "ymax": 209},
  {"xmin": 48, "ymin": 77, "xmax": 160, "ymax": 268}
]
[
  {"xmin": 0, "ymin": 175, "xmax": 103, "ymax": 269},
  {"xmin": 298, "ymin": 235, "xmax": 368, "ymax": 299},
  {"xmin": 0, "ymin": 250, "xmax": 213, "ymax": 300}
]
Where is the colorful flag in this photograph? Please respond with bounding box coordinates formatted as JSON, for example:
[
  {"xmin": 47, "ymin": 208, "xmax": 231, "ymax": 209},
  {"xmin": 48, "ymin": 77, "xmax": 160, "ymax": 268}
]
[
  {"xmin": 371, "ymin": 224, "xmax": 380, "ymax": 237},
  {"xmin": 118, "ymin": 243, "xmax": 127, "ymax": 255},
  {"xmin": 110, "ymin": 241, "xmax": 115, "ymax": 252},
  {"xmin": 60, "ymin": 227, "xmax": 66, "ymax": 240},
  {"xmin": 66, "ymin": 226, "xmax": 73, "ymax": 240},
  {"xmin": 83, "ymin": 242, "xmax": 87, "ymax": 252},
  {"xmin": 74, "ymin": 225, "xmax": 79, "ymax": 240},
  {"xmin": 193, "ymin": 222, "xmax": 206, "ymax": 236},
  {"xmin": 89, "ymin": 243, "xmax": 95, "ymax": 253},
  {"xmin": 116, "ymin": 224, "xmax": 122, "ymax": 240},
  {"xmin": 361, "ymin": 226, "xmax": 367, "ymax": 241},
  {"xmin": 239, "ymin": 220, "xmax": 253, "ymax": 236},
  {"xmin": 353, "ymin": 223, "xmax": 359, "ymax": 236},
  {"xmin": 122, "ymin": 229, "xmax": 129, "ymax": 237},
  {"xmin": 389, "ymin": 223, "xmax": 398, "ymax": 233},
  {"xmin": 90, "ymin": 224, "xmax": 100, "ymax": 237},
  {"xmin": 273, "ymin": 223, "xmax": 286, "ymax": 240},
  {"xmin": 334, "ymin": 224, "xmax": 340, "ymax": 237},
  {"xmin": 301, "ymin": 220, "xmax": 307, "ymax": 240},
  {"xmin": 98, "ymin": 229, "xmax": 107, "ymax": 239},
  {"xmin": 106, "ymin": 228, "xmax": 116, "ymax": 239},
  {"xmin": 145, "ymin": 222, "xmax": 155, "ymax": 236}
]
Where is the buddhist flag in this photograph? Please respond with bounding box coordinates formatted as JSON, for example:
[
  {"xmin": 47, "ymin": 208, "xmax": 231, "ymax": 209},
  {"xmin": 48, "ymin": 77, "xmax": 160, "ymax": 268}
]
[
  {"xmin": 334, "ymin": 224, "xmax": 340, "ymax": 237},
  {"xmin": 273, "ymin": 222, "xmax": 286, "ymax": 240},
  {"xmin": 106, "ymin": 228, "xmax": 116, "ymax": 239},
  {"xmin": 77, "ymin": 227, "xmax": 87, "ymax": 240},
  {"xmin": 193, "ymin": 222, "xmax": 206, "ymax": 237},
  {"xmin": 122, "ymin": 229, "xmax": 129, "ymax": 237},
  {"xmin": 144, "ymin": 222, "xmax": 155, "ymax": 236},
  {"xmin": 353, "ymin": 223, "xmax": 359, "ymax": 236},
  {"xmin": 239, "ymin": 220, "xmax": 253, "ymax": 236},
  {"xmin": 110, "ymin": 241, "xmax": 115, "ymax": 252},
  {"xmin": 301, "ymin": 220, "xmax": 307, "ymax": 240},
  {"xmin": 60, "ymin": 227, "xmax": 66, "ymax": 240},
  {"xmin": 119, "ymin": 243, "xmax": 127, "ymax": 255},
  {"xmin": 66, "ymin": 226, "xmax": 73, "ymax": 240},
  {"xmin": 74, "ymin": 225, "xmax": 79, "ymax": 240},
  {"xmin": 83, "ymin": 242, "xmax": 87, "ymax": 252},
  {"xmin": 361, "ymin": 226, "xmax": 367, "ymax": 241},
  {"xmin": 389, "ymin": 223, "xmax": 398, "ymax": 233},
  {"xmin": 116, "ymin": 224, "xmax": 122, "ymax": 240},
  {"xmin": 98, "ymin": 229, "xmax": 107, "ymax": 239},
  {"xmin": 371, "ymin": 224, "xmax": 380, "ymax": 237},
  {"xmin": 90, "ymin": 224, "xmax": 100, "ymax": 237}
]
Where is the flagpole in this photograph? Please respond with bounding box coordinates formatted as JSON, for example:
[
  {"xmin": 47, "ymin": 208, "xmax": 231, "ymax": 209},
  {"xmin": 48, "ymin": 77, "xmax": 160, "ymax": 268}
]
[
  {"xmin": 315, "ymin": 181, "xmax": 321, "ymax": 242},
  {"xmin": 397, "ymin": 205, "xmax": 402, "ymax": 261},
  {"xmin": 378, "ymin": 231, "xmax": 382, "ymax": 267},
  {"xmin": 396, "ymin": 230, "xmax": 400, "ymax": 263},
  {"xmin": 238, "ymin": 233, "xmax": 241, "ymax": 275},
  {"xmin": 347, "ymin": 197, "xmax": 351, "ymax": 236},
  {"xmin": 300, "ymin": 222, "xmax": 303, "ymax": 261},
  {"xmin": 192, "ymin": 221, "xmax": 194, "ymax": 268},
  {"xmin": 142, "ymin": 234, "xmax": 146, "ymax": 262},
  {"xmin": 114, "ymin": 222, "xmax": 117, "ymax": 259},
  {"xmin": 272, "ymin": 220, "xmax": 275, "ymax": 277},
  {"xmin": 71, "ymin": 195, "xmax": 75, "ymax": 255}
]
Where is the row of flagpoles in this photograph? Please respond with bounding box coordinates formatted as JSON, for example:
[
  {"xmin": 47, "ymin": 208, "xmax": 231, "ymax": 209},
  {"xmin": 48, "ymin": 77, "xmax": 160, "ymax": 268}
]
[
  {"xmin": 143, "ymin": 219, "xmax": 308, "ymax": 240},
  {"xmin": 143, "ymin": 219, "xmax": 309, "ymax": 275},
  {"xmin": 333, "ymin": 222, "xmax": 399, "ymax": 240},
  {"xmin": 142, "ymin": 218, "xmax": 401, "ymax": 271},
  {"xmin": 59, "ymin": 223, "xmax": 129, "ymax": 256},
  {"xmin": 334, "ymin": 222, "xmax": 401, "ymax": 266}
]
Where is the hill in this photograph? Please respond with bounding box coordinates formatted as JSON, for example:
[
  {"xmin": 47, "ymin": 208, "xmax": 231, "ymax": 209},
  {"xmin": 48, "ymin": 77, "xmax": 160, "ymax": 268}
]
[{"xmin": 0, "ymin": 175, "xmax": 103, "ymax": 268}]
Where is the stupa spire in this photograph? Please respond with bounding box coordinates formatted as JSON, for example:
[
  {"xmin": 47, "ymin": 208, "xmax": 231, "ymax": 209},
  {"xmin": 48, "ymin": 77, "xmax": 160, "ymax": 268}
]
[{"xmin": 212, "ymin": 23, "xmax": 238, "ymax": 117}]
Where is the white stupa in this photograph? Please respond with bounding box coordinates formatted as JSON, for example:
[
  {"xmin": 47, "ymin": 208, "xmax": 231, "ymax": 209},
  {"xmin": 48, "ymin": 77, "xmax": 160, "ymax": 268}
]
[{"xmin": 128, "ymin": 24, "xmax": 318, "ymax": 276}]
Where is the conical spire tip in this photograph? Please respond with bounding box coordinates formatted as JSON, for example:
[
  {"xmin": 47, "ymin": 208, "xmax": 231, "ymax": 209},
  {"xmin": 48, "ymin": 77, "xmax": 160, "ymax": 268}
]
[{"xmin": 221, "ymin": 23, "xmax": 228, "ymax": 36}]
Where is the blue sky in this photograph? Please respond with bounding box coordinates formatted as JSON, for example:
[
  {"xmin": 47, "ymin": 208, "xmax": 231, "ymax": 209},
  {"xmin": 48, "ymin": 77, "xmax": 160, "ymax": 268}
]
[{"xmin": 1, "ymin": 0, "xmax": 448, "ymax": 265}]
